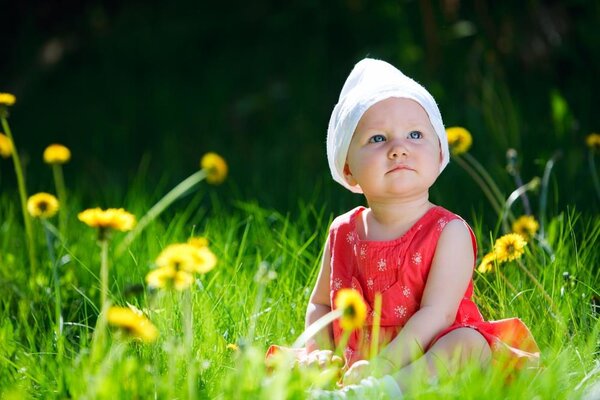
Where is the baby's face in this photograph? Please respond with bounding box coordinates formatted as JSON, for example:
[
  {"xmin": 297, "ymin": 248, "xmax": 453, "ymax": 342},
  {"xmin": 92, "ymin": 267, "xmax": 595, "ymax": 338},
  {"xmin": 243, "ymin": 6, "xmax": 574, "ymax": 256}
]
[{"xmin": 343, "ymin": 97, "xmax": 442, "ymax": 199}]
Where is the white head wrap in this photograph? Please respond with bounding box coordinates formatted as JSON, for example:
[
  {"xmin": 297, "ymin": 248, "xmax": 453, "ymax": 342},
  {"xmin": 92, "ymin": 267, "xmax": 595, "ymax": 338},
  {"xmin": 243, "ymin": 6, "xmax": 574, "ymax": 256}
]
[{"xmin": 326, "ymin": 58, "xmax": 449, "ymax": 193}]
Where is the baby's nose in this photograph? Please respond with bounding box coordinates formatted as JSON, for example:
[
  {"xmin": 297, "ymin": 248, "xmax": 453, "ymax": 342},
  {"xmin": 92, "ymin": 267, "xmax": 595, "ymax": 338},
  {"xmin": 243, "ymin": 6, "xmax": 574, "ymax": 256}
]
[{"xmin": 389, "ymin": 142, "xmax": 408, "ymax": 158}]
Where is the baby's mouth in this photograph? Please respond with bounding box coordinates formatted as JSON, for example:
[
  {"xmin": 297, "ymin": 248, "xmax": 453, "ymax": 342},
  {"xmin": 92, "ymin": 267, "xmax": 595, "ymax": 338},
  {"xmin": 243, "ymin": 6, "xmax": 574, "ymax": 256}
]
[{"xmin": 387, "ymin": 164, "xmax": 415, "ymax": 174}]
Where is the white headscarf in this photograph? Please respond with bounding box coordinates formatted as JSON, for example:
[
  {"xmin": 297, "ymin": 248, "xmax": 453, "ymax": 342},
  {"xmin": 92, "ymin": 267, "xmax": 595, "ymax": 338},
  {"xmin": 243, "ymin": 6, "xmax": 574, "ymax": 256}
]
[{"xmin": 326, "ymin": 58, "xmax": 449, "ymax": 193}]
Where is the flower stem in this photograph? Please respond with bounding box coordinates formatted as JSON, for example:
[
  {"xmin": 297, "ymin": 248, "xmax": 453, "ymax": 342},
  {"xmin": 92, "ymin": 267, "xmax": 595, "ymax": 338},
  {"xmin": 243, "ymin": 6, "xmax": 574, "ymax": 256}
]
[
  {"xmin": 90, "ymin": 301, "xmax": 110, "ymax": 365},
  {"xmin": 510, "ymin": 171, "xmax": 532, "ymax": 215},
  {"xmin": 335, "ymin": 328, "xmax": 352, "ymax": 360},
  {"xmin": 292, "ymin": 309, "xmax": 343, "ymax": 349},
  {"xmin": 42, "ymin": 219, "xmax": 64, "ymax": 391},
  {"xmin": 52, "ymin": 164, "xmax": 68, "ymax": 237},
  {"xmin": 1, "ymin": 116, "xmax": 37, "ymax": 274},
  {"xmin": 183, "ymin": 290, "xmax": 196, "ymax": 399},
  {"xmin": 42, "ymin": 220, "xmax": 63, "ymax": 336},
  {"xmin": 369, "ymin": 292, "xmax": 382, "ymax": 360},
  {"xmin": 100, "ymin": 237, "xmax": 109, "ymax": 311},
  {"xmin": 453, "ymin": 155, "xmax": 503, "ymax": 216},
  {"xmin": 501, "ymin": 178, "xmax": 539, "ymax": 233},
  {"xmin": 115, "ymin": 169, "xmax": 207, "ymax": 257}
]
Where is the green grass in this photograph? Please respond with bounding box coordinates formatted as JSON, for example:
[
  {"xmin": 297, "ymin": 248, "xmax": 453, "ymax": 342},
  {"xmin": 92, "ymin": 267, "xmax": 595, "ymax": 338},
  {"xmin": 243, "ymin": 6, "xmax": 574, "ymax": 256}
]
[{"xmin": 0, "ymin": 182, "xmax": 599, "ymax": 399}]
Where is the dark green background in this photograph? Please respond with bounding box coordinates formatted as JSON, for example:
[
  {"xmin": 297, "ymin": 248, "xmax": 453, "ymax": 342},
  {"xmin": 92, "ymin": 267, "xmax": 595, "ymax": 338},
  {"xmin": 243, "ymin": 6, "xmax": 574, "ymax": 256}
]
[{"xmin": 1, "ymin": 0, "xmax": 598, "ymax": 220}]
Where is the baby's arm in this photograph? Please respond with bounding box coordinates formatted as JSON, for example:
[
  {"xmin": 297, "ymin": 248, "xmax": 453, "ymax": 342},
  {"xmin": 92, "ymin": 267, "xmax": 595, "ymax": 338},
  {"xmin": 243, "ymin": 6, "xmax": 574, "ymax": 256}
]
[
  {"xmin": 305, "ymin": 237, "xmax": 335, "ymax": 353},
  {"xmin": 374, "ymin": 219, "xmax": 475, "ymax": 372}
]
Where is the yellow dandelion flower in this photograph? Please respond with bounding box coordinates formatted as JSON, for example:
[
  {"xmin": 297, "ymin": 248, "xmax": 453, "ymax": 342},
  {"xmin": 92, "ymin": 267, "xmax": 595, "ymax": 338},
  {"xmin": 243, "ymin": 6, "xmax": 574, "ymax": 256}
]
[
  {"xmin": 477, "ymin": 252, "xmax": 497, "ymax": 273},
  {"xmin": 586, "ymin": 133, "xmax": 600, "ymax": 152},
  {"xmin": 493, "ymin": 233, "xmax": 527, "ymax": 263},
  {"xmin": 0, "ymin": 93, "xmax": 16, "ymax": 106},
  {"xmin": 200, "ymin": 152, "xmax": 228, "ymax": 184},
  {"xmin": 27, "ymin": 192, "xmax": 59, "ymax": 219},
  {"xmin": 156, "ymin": 243, "xmax": 198, "ymax": 270},
  {"xmin": 43, "ymin": 144, "xmax": 71, "ymax": 164},
  {"xmin": 188, "ymin": 236, "xmax": 209, "ymax": 248},
  {"xmin": 156, "ymin": 243, "xmax": 217, "ymax": 275},
  {"xmin": 190, "ymin": 246, "xmax": 217, "ymax": 274},
  {"xmin": 107, "ymin": 306, "xmax": 158, "ymax": 343},
  {"xmin": 0, "ymin": 133, "xmax": 13, "ymax": 158},
  {"xmin": 512, "ymin": 215, "xmax": 539, "ymax": 239},
  {"xmin": 78, "ymin": 208, "xmax": 136, "ymax": 231},
  {"xmin": 334, "ymin": 288, "xmax": 367, "ymax": 331},
  {"xmin": 446, "ymin": 127, "xmax": 473, "ymax": 156},
  {"xmin": 146, "ymin": 265, "xmax": 194, "ymax": 291},
  {"xmin": 226, "ymin": 343, "xmax": 240, "ymax": 351}
]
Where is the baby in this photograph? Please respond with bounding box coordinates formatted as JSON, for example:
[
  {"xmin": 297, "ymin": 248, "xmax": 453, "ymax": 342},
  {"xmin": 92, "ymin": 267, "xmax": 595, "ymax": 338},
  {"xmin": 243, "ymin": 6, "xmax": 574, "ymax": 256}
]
[{"xmin": 270, "ymin": 58, "xmax": 539, "ymax": 398}]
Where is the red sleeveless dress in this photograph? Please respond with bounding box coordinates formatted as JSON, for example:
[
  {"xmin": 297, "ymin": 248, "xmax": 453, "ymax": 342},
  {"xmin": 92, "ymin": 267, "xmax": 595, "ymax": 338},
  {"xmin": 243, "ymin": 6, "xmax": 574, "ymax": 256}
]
[{"xmin": 329, "ymin": 206, "xmax": 540, "ymax": 369}]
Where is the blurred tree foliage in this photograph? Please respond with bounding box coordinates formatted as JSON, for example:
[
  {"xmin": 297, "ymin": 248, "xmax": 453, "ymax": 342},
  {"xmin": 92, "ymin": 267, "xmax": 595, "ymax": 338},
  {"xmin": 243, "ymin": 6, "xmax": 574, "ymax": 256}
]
[{"xmin": 1, "ymin": 0, "xmax": 598, "ymax": 219}]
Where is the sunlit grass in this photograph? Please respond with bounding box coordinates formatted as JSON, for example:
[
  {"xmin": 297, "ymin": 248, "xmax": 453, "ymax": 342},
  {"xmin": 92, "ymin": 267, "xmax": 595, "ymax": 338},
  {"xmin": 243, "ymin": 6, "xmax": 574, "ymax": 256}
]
[
  {"xmin": 0, "ymin": 184, "xmax": 598, "ymax": 398},
  {"xmin": 0, "ymin": 98, "xmax": 598, "ymax": 398}
]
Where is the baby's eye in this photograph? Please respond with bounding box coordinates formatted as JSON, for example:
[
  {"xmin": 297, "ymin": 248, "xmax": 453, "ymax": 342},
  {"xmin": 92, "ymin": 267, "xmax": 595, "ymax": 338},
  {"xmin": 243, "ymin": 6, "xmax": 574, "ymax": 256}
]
[
  {"xmin": 368, "ymin": 134, "xmax": 386, "ymax": 143},
  {"xmin": 408, "ymin": 131, "xmax": 423, "ymax": 139}
]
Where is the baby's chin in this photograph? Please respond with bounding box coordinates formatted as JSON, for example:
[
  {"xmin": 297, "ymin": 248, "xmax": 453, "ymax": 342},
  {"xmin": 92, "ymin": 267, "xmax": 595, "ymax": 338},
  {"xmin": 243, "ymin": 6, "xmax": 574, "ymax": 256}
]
[{"xmin": 362, "ymin": 188, "xmax": 431, "ymax": 202}]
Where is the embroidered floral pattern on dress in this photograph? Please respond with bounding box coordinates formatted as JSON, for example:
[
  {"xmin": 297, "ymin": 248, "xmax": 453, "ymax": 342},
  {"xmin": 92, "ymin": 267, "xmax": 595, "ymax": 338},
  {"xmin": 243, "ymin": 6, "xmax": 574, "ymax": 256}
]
[
  {"xmin": 360, "ymin": 245, "xmax": 367, "ymax": 259},
  {"xmin": 346, "ymin": 232, "xmax": 356, "ymax": 244},
  {"xmin": 325, "ymin": 206, "xmax": 539, "ymax": 370},
  {"xmin": 333, "ymin": 278, "xmax": 343, "ymax": 290},
  {"xmin": 367, "ymin": 278, "xmax": 374, "ymax": 291},
  {"xmin": 394, "ymin": 305, "xmax": 407, "ymax": 318},
  {"xmin": 437, "ymin": 218, "xmax": 448, "ymax": 232},
  {"xmin": 402, "ymin": 286, "xmax": 411, "ymax": 297},
  {"xmin": 411, "ymin": 252, "xmax": 422, "ymax": 265}
]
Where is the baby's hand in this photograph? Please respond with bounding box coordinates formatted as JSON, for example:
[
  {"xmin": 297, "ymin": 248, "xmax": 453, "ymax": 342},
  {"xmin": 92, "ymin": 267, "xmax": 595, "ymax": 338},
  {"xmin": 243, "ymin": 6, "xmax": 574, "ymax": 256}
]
[
  {"xmin": 300, "ymin": 349, "xmax": 344, "ymax": 370},
  {"xmin": 342, "ymin": 359, "xmax": 372, "ymax": 386}
]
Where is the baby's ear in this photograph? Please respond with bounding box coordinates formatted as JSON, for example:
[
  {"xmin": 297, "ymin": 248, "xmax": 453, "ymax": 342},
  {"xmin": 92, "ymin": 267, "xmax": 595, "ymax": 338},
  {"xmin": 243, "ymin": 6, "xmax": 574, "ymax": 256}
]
[{"xmin": 343, "ymin": 163, "xmax": 358, "ymax": 187}]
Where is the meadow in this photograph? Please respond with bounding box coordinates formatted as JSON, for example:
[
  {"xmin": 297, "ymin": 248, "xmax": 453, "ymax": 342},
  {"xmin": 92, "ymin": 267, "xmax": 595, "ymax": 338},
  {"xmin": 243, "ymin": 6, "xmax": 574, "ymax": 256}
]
[{"xmin": 1, "ymin": 95, "xmax": 600, "ymax": 399}]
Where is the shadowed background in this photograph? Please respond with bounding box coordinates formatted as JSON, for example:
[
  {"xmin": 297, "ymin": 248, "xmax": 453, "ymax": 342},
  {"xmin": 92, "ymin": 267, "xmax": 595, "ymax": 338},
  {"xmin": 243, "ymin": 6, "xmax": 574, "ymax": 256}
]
[{"xmin": 1, "ymin": 0, "xmax": 598, "ymax": 221}]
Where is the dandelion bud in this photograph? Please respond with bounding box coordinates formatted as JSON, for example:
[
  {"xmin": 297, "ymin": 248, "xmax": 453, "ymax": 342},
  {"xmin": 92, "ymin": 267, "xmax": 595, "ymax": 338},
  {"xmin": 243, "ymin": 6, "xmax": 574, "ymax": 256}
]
[
  {"xmin": 43, "ymin": 144, "xmax": 71, "ymax": 164},
  {"xmin": 585, "ymin": 133, "xmax": 600, "ymax": 153},
  {"xmin": 200, "ymin": 152, "xmax": 228, "ymax": 184},
  {"xmin": 0, "ymin": 93, "xmax": 16, "ymax": 118},
  {"xmin": 0, "ymin": 133, "xmax": 13, "ymax": 158},
  {"xmin": 0, "ymin": 93, "xmax": 16, "ymax": 106},
  {"xmin": 528, "ymin": 177, "xmax": 541, "ymax": 191}
]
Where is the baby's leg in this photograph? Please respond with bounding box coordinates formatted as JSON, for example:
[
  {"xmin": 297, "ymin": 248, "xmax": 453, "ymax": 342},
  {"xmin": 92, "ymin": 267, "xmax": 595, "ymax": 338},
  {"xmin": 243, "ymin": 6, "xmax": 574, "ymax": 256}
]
[{"xmin": 390, "ymin": 327, "xmax": 491, "ymax": 392}]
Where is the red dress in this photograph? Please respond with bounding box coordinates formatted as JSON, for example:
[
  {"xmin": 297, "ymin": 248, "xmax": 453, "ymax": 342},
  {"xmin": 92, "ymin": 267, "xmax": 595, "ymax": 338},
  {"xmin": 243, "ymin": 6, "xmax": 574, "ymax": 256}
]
[{"xmin": 329, "ymin": 206, "xmax": 540, "ymax": 368}]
